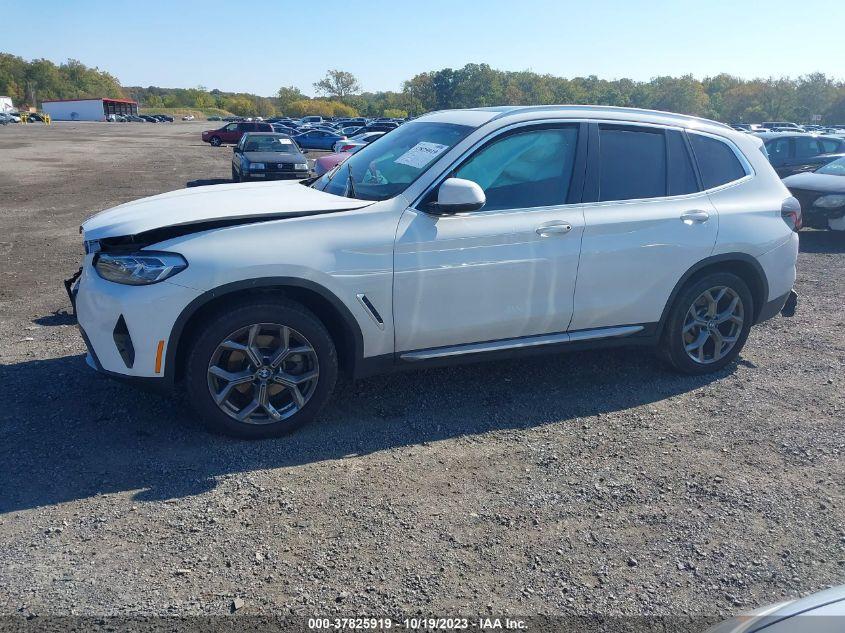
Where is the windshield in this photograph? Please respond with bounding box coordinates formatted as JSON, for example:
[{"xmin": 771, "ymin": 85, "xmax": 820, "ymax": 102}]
[
  {"xmin": 243, "ymin": 135, "xmax": 297, "ymax": 153},
  {"xmin": 816, "ymin": 157, "xmax": 845, "ymax": 175},
  {"xmin": 312, "ymin": 121, "xmax": 474, "ymax": 201}
]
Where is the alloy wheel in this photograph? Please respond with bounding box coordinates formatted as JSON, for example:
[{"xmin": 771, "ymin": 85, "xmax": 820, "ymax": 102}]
[
  {"xmin": 207, "ymin": 323, "xmax": 319, "ymax": 424},
  {"xmin": 682, "ymin": 286, "xmax": 744, "ymax": 364}
]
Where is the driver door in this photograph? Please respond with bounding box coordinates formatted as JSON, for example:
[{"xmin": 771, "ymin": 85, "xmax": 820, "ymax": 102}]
[{"xmin": 393, "ymin": 123, "xmax": 587, "ymax": 353}]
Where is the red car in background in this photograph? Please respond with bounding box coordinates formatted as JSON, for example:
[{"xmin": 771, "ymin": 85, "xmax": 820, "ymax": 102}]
[{"xmin": 202, "ymin": 121, "xmax": 273, "ymax": 146}]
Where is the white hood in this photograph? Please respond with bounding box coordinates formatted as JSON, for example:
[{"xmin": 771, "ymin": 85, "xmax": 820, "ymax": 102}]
[{"xmin": 82, "ymin": 180, "xmax": 372, "ymax": 240}]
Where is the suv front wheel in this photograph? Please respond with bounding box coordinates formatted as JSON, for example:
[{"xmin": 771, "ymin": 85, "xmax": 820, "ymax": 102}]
[
  {"xmin": 659, "ymin": 272, "xmax": 754, "ymax": 375},
  {"xmin": 185, "ymin": 298, "xmax": 338, "ymax": 438}
]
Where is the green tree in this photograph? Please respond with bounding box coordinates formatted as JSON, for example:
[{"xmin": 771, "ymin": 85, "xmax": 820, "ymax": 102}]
[
  {"xmin": 313, "ymin": 69, "xmax": 360, "ymax": 98},
  {"xmin": 277, "ymin": 85, "xmax": 306, "ymax": 112}
]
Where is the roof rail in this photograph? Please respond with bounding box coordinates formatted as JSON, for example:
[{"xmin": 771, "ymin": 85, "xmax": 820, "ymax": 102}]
[{"xmin": 486, "ymin": 104, "xmax": 732, "ymax": 130}]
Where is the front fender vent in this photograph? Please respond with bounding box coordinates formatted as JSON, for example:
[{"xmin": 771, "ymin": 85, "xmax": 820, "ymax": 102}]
[{"xmin": 356, "ymin": 294, "xmax": 384, "ymax": 330}]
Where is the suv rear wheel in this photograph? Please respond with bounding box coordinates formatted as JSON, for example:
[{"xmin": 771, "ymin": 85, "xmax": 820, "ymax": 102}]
[
  {"xmin": 659, "ymin": 272, "xmax": 754, "ymax": 374},
  {"xmin": 185, "ymin": 298, "xmax": 337, "ymax": 438}
]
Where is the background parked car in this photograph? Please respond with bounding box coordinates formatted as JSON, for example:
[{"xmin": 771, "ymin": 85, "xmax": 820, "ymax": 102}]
[
  {"xmin": 759, "ymin": 132, "xmax": 845, "ymax": 176},
  {"xmin": 231, "ymin": 132, "xmax": 310, "ymax": 182},
  {"xmin": 202, "ymin": 120, "xmax": 273, "ymax": 146},
  {"xmin": 782, "ymin": 156, "xmax": 845, "ymax": 230},
  {"xmin": 182, "ymin": 114, "xmax": 195, "ymax": 121},
  {"xmin": 761, "ymin": 121, "xmax": 804, "ymax": 131},
  {"xmin": 271, "ymin": 123, "xmax": 300, "ymax": 135},
  {"xmin": 332, "ymin": 131, "xmax": 384, "ymax": 153},
  {"xmin": 313, "ymin": 151, "xmax": 351, "ymax": 177},
  {"xmin": 292, "ymin": 128, "xmax": 346, "ymax": 150}
]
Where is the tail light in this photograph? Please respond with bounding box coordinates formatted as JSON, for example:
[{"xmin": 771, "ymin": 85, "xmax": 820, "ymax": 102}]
[
  {"xmin": 339, "ymin": 144, "xmax": 355, "ymax": 152},
  {"xmin": 781, "ymin": 196, "xmax": 802, "ymax": 232}
]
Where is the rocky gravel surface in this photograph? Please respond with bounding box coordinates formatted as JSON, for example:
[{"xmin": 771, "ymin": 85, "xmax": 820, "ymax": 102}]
[{"xmin": 0, "ymin": 122, "xmax": 843, "ymax": 625}]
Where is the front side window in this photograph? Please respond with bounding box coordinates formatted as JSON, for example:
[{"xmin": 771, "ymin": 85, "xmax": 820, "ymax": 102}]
[
  {"xmin": 689, "ymin": 134, "xmax": 747, "ymax": 189},
  {"xmin": 766, "ymin": 138, "xmax": 790, "ymax": 160},
  {"xmin": 224, "ymin": 123, "xmax": 238, "ymax": 131},
  {"xmin": 598, "ymin": 126, "xmax": 666, "ymax": 202},
  {"xmin": 452, "ymin": 127, "xmax": 579, "ymax": 211},
  {"xmin": 314, "ymin": 121, "xmax": 473, "ymax": 201}
]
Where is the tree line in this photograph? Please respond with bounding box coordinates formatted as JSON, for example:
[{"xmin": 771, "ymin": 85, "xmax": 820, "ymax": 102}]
[{"xmin": 3, "ymin": 54, "xmax": 845, "ymax": 124}]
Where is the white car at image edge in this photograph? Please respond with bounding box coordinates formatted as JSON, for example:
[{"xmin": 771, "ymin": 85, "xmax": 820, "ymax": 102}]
[{"xmin": 69, "ymin": 105, "xmax": 800, "ymax": 438}]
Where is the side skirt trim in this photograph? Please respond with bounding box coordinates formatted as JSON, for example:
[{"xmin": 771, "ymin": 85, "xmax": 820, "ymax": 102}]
[{"xmin": 399, "ymin": 325, "xmax": 644, "ymax": 362}]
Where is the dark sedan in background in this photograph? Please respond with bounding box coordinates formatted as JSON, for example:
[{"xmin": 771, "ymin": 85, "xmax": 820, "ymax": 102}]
[
  {"xmin": 759, "ymin": 132, "xmax": 845, "ymax": 177},
  {"xmin": 231, "ymin": 133, "xmax": 310, "ymax": 182},
  {"xmin": 783, "ymin": 156, "xmax": 845, "ymax": 231}
]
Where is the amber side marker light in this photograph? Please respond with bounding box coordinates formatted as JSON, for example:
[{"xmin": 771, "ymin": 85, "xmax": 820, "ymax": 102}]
[{"xmin": 154, "ymin": 340, "xmax": 165, "ymax": 374}]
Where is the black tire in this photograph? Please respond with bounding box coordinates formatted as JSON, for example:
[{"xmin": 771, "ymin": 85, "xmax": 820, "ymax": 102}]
[
  {"xmin": 185, "ymin": 298, "xmax": 338, "ymax": 439},
  {"xmin": 231, "ymin": 166, "xmax": 240, "ymax": 182},
  {"xmin": 210, "ymin": 135, "xmax": 222, "ymax": 147},
  {"xmin": 658, "ymin": 272, "xmax": 754, "ymax": 375}
]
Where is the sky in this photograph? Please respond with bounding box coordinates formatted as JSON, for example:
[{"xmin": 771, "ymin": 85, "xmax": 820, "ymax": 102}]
[{"xmin": 2, "ymin": 0, "xmax": 844, "ymax": 96}]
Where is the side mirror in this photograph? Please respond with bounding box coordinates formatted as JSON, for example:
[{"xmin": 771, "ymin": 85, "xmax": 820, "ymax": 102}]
[{"xmin": 428, "ymin": 178, "xmax": 486, "ymax": 214}]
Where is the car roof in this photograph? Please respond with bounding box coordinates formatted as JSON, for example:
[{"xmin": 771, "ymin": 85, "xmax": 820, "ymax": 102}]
[
  {"xmin": 756, "ymin": 132, "xmax": 841, "ymax": 140},
  {"xmin": 415, "ymin": 105, "xmax": 734, "ymax": 134},
  {"xmin": 242, "ymin": 132, "xmax": 292, "ymax": 138}
]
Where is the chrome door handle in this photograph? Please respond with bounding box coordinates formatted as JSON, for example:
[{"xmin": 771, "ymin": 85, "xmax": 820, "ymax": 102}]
[
  {"xmin": 536, "ymin": 222, "xmax": 572, "ymax": 237},
  {"xmin": 680, "ymin": 210, "xmax": 710, "ymax": 224}
]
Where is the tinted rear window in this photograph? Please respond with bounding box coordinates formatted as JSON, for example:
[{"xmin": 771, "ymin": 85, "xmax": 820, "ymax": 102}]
[
  {"xmin": 689, "ymin": 134, "xmax": 747, "ymax": 189},
  {"xmin": 598, "ymin": 127, "xmax": 666, "ymax": 202}
]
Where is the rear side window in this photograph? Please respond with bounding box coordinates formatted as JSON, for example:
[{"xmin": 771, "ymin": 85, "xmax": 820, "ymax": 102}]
[
  {"xmin": 689, "ymin": 134, "xmax": 747, "ymax": 189},
  {"xmin": 819, "ymin": 138, "xmax": 842, "ymax": 153},
  {"xmin": 598, "ymin": 126, "xmax": 666, "ymax": 201},
  {"xmin": 667, "ymin": 130, "xmax": 699, "ymax": 195}
]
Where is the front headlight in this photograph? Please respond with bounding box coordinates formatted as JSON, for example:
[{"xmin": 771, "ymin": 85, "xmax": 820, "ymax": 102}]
[
  {"xmin": 94, "ymin": 252, "xmax": 188, "ymax": 285},
  {"xmin": 249, "ymin": 162, "xmax": 265, "ymax": 170},
  {"xmin": 295, "ymin": 163, "xmax": 308, "ymax": 170},
  {"xmin": 814, "ymin": 194, "xmax": 845, "ymax": 208}
]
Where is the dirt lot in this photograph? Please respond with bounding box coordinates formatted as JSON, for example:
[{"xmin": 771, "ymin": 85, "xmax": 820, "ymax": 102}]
[{"xmin": 0, "ymin": 122, "xmax": 843, "ymax": 624}]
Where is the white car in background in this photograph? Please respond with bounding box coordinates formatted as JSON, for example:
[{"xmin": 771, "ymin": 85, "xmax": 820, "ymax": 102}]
[
  {"xmin": 332, "ymin": 131, "xmax": 385, "ymax": 153},
  {"xmin": 182, "ymin": 115, "xmax": 195, "ymax": 121},
  {"xmin": 708, "ymin": 585, "xmax": 845, "ymax": 633},
  {"xmin": 70, "ymin": 105, "xmax": 800, "ymax": 438}
]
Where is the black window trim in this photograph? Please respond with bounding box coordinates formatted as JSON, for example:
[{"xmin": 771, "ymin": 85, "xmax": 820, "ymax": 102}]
[
  {"xmin": 413, "ymin": 120, "xmax": 589, "ymax": 215},
  {"xmin": 584, "ymin": 121, "xmax": 678, "ymax": 204}
]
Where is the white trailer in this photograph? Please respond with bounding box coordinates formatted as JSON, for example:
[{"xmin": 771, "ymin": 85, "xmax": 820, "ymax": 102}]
[
  {"xmin": 0, "ymin": 96, "xmax": 14, "ymax": 113},
  {"xmin": 41, "ymin": 98, "xmax": 138, "ymax": 121}
]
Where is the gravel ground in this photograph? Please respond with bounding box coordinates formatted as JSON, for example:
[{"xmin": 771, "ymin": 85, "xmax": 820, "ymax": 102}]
[{"xmin": 0, "ymin": 122, "xmax": 843, "ymax": 624}]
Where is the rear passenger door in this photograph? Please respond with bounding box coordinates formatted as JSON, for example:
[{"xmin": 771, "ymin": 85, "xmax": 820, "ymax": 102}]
[{"xmin": 571, "ymin": 123, "xmax": 719, "ymax": 332}]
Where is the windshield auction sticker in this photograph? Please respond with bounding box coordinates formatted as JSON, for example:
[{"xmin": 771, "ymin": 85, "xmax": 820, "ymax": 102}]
[{"xmin": 394, "ymin": 142, "xmax": 449, "ymax": 169}]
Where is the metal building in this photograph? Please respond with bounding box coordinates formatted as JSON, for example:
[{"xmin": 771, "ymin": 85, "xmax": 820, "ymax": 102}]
[{"xmin": 41, "ymin": 98, "xmax": 138, "ymax": 121}]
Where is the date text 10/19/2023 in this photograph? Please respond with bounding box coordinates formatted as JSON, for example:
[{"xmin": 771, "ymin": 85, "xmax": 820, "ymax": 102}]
[{"xmin": 307, "ymin": 617, "xmax": 528, "ymax": 630}]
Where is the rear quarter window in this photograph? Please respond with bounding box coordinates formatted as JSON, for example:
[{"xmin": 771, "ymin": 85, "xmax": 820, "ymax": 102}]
[{"xmin": 689, "ymin": 134, "xmax": 747, "ymax": 189}]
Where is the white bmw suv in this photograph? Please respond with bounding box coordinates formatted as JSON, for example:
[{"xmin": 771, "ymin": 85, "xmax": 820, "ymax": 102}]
[{"xmin": 70, "ymin": 106, "xmax": 800, "ymax": 438}]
